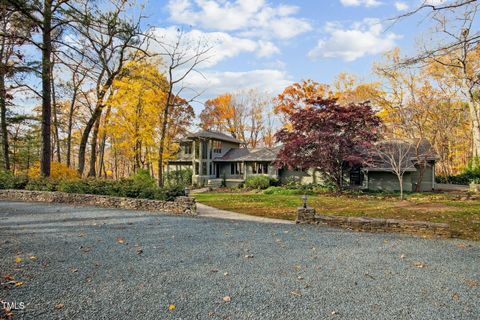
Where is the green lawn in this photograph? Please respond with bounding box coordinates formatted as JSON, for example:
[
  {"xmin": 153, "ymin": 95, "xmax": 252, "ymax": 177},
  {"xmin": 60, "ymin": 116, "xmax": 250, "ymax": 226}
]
[{"xmin": 195, "ymin": 191, "xmax": 480, "ymax": 240}]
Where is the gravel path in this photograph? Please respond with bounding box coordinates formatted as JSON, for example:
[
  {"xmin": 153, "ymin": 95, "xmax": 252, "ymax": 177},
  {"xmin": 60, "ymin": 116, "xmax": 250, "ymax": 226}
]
[{"xmin": 0, "ymin": 201, "xmax": 479, "ymax": 319}]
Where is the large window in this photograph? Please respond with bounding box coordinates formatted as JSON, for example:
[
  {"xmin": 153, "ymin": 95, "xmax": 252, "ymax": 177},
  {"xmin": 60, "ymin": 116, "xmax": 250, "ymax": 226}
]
[
  {"xmin": 230, "ymin": 163, "xmax": 243, "ymax": 175},
  {"xmin": 202, "ymin": 162, "xmax": 207, "ymax": 175},
  {"xmin": 213, "ymin": 140, "xmax": 222, "ymax": 153},
  {"xmin": 252, "ymin": 162, "xmax": 268, "ymax": 174},
  {"xmin": 184, "ymin": 144, "xmax": 192, "ymax": 155}
]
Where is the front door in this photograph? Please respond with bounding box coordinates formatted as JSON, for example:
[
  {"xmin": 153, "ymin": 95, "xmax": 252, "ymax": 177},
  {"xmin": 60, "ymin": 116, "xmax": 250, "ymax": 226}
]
[{"xmin": 216, "ymin": 163, "xmax": 220, "ymax": 178}]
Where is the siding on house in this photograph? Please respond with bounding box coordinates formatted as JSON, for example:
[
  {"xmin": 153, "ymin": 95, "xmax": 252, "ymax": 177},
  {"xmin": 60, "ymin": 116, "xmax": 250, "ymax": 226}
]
[{"xmin": 367, "ymin": 172, "xmax": 413, "ymax": 192}]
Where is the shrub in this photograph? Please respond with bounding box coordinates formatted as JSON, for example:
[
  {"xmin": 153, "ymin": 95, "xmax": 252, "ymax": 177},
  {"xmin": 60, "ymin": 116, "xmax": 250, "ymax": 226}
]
[
  {"xmin": 163, "ymin": 185, "xmax": 185, "ymax": 201},
  {"xmin": 245, "ymin": 175, "xmax": 271, "ymax": 189},
  {"xmin": 26, "ymin": 178, "xmax": 59, "ymax": 191},
  {"xmin": 164, "ymin": 169, "xmax": 192, "ymax": 187},
  {"xmin": 0, "ymin": 171, "xmax": 28, "ymax": 189},
  {"xmin": 28, "ymin": 162, "xmax": 79, "ymax": 180}
]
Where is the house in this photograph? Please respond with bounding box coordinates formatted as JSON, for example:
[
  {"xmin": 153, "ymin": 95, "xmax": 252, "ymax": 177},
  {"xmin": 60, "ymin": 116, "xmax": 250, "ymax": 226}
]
[{"xmin": 166, "ymin": 130, "xmax": 437, "ymax": 191}]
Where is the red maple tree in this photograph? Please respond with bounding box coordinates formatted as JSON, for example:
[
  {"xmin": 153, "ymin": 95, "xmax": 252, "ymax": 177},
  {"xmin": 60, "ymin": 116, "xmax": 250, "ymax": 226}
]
[{"xmin": 275, "ymin": 98, "xmax": 381, "ymax": 191}]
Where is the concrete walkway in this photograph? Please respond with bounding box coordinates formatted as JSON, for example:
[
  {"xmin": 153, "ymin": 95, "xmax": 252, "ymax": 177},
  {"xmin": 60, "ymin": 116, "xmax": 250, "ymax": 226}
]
[{"xmin": 196, "ymin": 202, "xmax": 294, "ymax": 224}]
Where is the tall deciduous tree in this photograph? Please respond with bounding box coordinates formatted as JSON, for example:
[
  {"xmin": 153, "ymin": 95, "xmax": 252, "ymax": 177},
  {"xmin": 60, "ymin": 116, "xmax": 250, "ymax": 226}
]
[
  {"xmin": 275, "ymin": 98, "xmax": 381, "ymax": 191},
  {"xmin": 71, "ymin": 0, "xmax": 146, "ymax": 176},
  {"xmin": 153, "ymin": 29, "xmax": 211, "ymax": 186},
  {"xmin": 0, "ymin": 4, "xmax": 33, "ymax": 171}
]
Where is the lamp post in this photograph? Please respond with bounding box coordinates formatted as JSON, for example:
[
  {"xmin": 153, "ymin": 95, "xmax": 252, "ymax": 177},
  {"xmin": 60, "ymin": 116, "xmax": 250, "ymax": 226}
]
[
  {"xmin": 302, "ymin": 194, "xmax": 308, "ymax": 208},
  {"xmin": 184, "ymin": 187, "xmax": 190, "ymax": 197}
]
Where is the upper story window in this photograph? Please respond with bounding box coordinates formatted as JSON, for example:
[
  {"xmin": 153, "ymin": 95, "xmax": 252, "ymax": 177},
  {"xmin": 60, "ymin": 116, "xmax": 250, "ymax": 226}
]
[
  {"xmin": 184, "ymin": 144, "xmax": 192, "ymax": 155},
  {"xmin": 213, "ymin": 140, "xmax": 222, "ymax": 153}
]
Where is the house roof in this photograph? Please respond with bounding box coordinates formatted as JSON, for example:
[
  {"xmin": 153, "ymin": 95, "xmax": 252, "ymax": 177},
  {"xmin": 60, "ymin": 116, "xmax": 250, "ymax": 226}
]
[
  {"xmin": 366, "ymin": 139, "xmax": 438, "ymax": 172},
  {"xmin": 214, "ymin": 146, "xmax": 281, "ymax": 162},
  {"xmin": 185, "ymin": 130, "xmax": 243, "ymax": 144}
]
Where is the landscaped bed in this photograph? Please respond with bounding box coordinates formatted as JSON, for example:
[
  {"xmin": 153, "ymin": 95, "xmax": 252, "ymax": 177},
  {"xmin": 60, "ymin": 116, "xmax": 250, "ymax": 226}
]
[{"xmin": 195, "ymin": 191, "xmax": 480, "ymax": 240}]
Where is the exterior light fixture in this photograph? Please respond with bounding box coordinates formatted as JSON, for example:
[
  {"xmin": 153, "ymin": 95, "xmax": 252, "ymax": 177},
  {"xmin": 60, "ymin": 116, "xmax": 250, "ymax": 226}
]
[
  {"xmin": 302, "ymin": 194, "xmax": 308, "ymax": 209},
  {"xmin": 184, "ymin": 187, "xmax": 190, "ymax": 197}
]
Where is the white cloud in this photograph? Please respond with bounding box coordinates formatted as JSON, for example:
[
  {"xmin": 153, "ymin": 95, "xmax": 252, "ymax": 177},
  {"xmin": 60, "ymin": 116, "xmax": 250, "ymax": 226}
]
[
  {"xmin": 185, "ymin": 69, "xmax": 292, "ymax": 98},
  {"xmin": 308, "ymin": 18, "xmax": 401, "ymax": 61},
  {"xmin": 394, "ymin": 1, "xmax": 409, "ymax": 10},
  {"xmin": 340, "ymin": 0, "xmax": 382, "ymax": 7},
  {"xmin": 148, "ymin": 27, "xmax": 279, "ymax": 69},
  {"xmin": 167, "ymin": 0, "xmax": 312, "ymax": 40}
]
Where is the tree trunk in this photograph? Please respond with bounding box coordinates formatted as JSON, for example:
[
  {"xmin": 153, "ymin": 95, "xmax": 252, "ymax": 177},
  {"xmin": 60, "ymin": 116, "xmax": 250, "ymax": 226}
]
[
  {"xmin": 468, "ymin": 98, "xmax": 480, "ymax": 158},
  {"xmin": 157, "ymin": 90, "xmax": 173, "ymax": 187},
  {"xmin": 66, "ymin": 87, "xmax": 77, "ymax": 167},
  {"xmin": 98, "ymin": 106, "xmax": 111, "ymax": 177},
  {"xmin": 0, "ymin": 70, "xmax": 9, "ymax": 171},
  {"xmin": 77, "ymin": 79, "xmax": 114, "ymax": 175},
  {"xmin": 51, "ymin": 61, "xmax": 61, "ymax": 163},
  {"xmin": 88, "ymin": 115, "xmax": 101, "ymax": 177},
  {"xmin": 399, "ymin": 175, "xmax": 404, "ymax": 200},
  {"xmin": 41, "ymin": 0, "xmax": 52, "ymax": 177}
]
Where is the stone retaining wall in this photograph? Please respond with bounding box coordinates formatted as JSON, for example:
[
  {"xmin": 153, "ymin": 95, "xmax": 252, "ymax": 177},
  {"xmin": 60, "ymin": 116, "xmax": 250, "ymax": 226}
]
[
  {"xmin": 297, "ymin": 207, "xmax": 451, "ymax": 238},
  {"xmin": 0, "ymin": 190, "xmax": 196, "ymax": 215}
]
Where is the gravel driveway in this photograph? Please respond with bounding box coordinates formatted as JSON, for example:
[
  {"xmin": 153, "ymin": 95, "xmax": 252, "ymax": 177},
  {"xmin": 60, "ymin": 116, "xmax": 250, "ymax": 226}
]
[{"xmin": 0, "ymin": 201, "xmax": 479, "ymax": 319}]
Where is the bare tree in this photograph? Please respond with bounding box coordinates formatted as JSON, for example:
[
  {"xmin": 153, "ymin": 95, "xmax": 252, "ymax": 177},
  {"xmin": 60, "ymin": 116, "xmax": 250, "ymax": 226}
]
[
  {"xmin": 153, "ymin": 29, "xmax": 211, "ymax": 186},
  {"xmin": 374, "ymin": 140, "xmax": 416, "ymax": 200},
  {"xmin": 67, "ymin": 0, "xmax": 147, "ymax": 176}
]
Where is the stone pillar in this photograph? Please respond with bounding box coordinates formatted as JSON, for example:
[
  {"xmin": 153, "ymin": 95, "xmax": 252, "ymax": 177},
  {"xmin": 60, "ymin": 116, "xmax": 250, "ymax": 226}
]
[{"xmin": 296, "ymin": 207, "xmax": 316, "ymax": 223}]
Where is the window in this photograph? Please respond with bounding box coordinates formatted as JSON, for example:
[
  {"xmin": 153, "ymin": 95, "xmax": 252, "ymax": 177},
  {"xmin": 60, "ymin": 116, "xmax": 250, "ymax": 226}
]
[
  {"xmin": 202, "ymin": 162, "xmax": 207, "ymax": 175},
  {"xmin": 195, "ymin": 163, "xmax": 199, "ymax": 175},
  {"xmin": 184, "ymin": 144, "xmax": 192, "ymax": 155},
  {"xmin": 213, "ymin": 140, "xmax": 222, "ymax": 153},
  {"xmin": 253, "ymin": 162, "xmax": 268, "ymax": 174},
  {"xmin": 230, "ymin": 163, "xmax": 243, "ymax": 175}
]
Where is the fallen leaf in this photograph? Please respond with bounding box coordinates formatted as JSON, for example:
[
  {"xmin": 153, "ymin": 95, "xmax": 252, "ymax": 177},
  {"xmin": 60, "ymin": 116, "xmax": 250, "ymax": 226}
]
[
  {"xmin": 297, "ymin": 276, "xmax": 304, "ymax": 280},
  {"xmin": 54, "ymin": 304, "xmax": 64, "ymax": 310},
  {"xmin": 223, "ymin": 272, "xmax": 229, "ymax": 276},
  {"xmin": 244, "ymin": 255, "xmax": 254, "ymax": 259},
  {"xmin": 466, "ymin": 279, "xmax": 479, "ymax": 288},
  {"xmin": 223, "ymin": 296, "xmax": 231, "ymax": 302},
  {"xmin": 15, "ymin": 256, "xmax": 22, "ymax": 264},
  {"xmin": 332, "ymin": 311, "xmax": 338, "ymax": 315},
  {"xmin": 290, "ymin": 289, "xmax": 302, "ymax": 297},
  {"xmin": 29, "ymin": 256, "xmax": 37, "ymax": 261},
  {"xmin": 452, "ymin": 292, "xmax": 460, "ymax": 301},
  {"xmin": 14, "ymin": 281, "xmax": 24, "ymax": 287},
  {"xmin": 168, "ymin": 304, "xmax": 176, "ymax": 311},
  {"xmin": 414, "ymin": 262, "xmax": 426, "ymax": 268},
  {"xmin": 400, "ymin": 254, "xmax": 406, "ymax": 260},
  {"xmin": 3, "ymin": 275, "xmax": 14, "ymax": 281},
  {"xmin": 136, "ymin": 248, "xmax": 143, "ymax": 255},
  {"xmin": 116, "ymin": 237, "xmax": 126, "ymax": 244},
  {"xmin": 69, "ymin": 268, "xmax": 78, "ymax": 273},
  {"xmin": 210, "ymin": 269, "xmax": 219, "ymax": 273}
]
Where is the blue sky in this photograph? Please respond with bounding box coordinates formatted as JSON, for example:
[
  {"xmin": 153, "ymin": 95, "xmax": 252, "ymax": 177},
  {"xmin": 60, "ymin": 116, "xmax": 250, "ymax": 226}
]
[{"xmin": 141, "ymin": 0, "xmax": 442, "ymax": 103}]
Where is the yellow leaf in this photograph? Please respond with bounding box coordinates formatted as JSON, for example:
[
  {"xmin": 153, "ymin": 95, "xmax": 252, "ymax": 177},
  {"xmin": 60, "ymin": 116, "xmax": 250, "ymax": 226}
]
[
  {"xmin": 29, "ymin": 255, "xmax": 37, "ymax": 261},
  {"xmin": 15, "ymin": 256, "xmax": 22, "ymax": 264},
  {"xmin": 15, "ymin": 281, "xmax": 24, "ymax": 287},
  {"xmin": 168, "ymin": 304, "xmax": 176, "ymax": 311}
]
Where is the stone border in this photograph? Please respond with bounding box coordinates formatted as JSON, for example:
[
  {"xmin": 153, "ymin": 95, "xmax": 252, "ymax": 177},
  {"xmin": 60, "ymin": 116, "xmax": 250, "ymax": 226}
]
[
  {"xmin": 297, "ymin": 207, "xmax": 451, "ymax": 238},
  {"xmin": 0, "ymin": 190, "xmax": 196, "ymax": 215}
]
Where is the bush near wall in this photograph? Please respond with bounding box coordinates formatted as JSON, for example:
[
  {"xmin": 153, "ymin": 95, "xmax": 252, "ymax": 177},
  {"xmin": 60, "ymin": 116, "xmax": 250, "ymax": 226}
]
[
  {"xmin": 244, "ymin": 176, "xmax": 276, "ymax": 189},
  {"xmin": 0, "ymin": 169, "xmax": 185, "ymax": 201},
  {"xmin": 164, "ymin": 169, "xmax": 192, "ymax": 187}
]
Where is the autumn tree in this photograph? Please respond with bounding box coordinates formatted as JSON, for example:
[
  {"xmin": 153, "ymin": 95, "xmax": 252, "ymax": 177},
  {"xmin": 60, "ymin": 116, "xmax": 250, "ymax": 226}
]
[
  {"xmin": 70, "ymin": 0, "xmax": 147, "ymax": 176},
  {"xmin": 275, "ymin": 98, "xmax": 381, "ymax": 191},
  {"xmin": 200, "ymin": 89, "xmax": 271, "ymax": 147}
]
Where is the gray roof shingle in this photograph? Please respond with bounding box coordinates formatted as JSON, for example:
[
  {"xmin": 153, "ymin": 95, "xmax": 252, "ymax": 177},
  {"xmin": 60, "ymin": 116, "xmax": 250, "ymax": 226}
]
[
  {"xmin": 186, "ymin": 130, "xmax": 243, "ymax": 144},
  {"xmin": 214, "ymin": 146, "xmax": 281, "ymax": 162}
]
